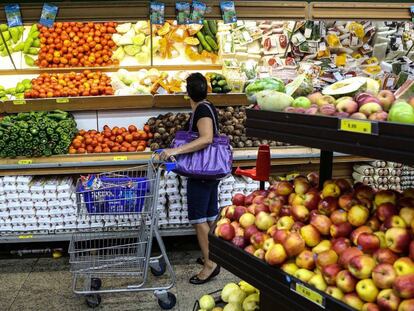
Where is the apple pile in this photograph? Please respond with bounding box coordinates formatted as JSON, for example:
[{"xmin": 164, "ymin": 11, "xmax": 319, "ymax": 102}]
[
  {"xmin": 287, "ymin": 90, "xmax": 414, "ymax": 124},
  {"xmin": 215, "ymin": 176, "xmax": 414, "ymax": 311}
]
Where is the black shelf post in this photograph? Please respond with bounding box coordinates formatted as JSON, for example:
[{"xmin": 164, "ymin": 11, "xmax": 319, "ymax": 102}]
[{"xmin": 319, "ymin": 150, "xmax": 333, "ymax": 188}]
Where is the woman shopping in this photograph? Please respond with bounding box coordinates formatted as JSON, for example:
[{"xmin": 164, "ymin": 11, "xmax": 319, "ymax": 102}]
[{"xmin": 160, "ymin": 72, "xmax": 231, "ymax": 284}]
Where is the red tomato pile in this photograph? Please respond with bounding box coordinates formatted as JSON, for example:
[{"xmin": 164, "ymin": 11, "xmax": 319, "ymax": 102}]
[
  {"xmin": 25, "ymin": 70, "xmax": 114, "ymax": 98},
  {"xmin": 36, "ymin": 21, "xmax": 118, "ymax": 68},
  {"xmin": 69, "ymin": 125, "xmax": 153, "ymax": 154}
]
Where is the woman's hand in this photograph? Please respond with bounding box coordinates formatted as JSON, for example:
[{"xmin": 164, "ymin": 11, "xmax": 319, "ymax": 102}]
[{"xmin": 160, "ymin": 148, "xmax": 178, "ymax": 161}]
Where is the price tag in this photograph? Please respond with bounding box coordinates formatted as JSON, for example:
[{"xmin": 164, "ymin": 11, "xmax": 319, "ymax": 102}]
[
  {"xmin": 113, "ymin": 156, "xmax": 128, "ymax": 161},
  {"xmin": 319, "ymin": 42, "xmax": 326, "ymax": 51},
  {"xmin": 13, "ymin": 100, "xmax": 26, "ymax": 105},
  {"xmin": 18, "ymin": 235, "xmax": 33, "ymax": 239},
  {"xmin": 340, "ymin": 119, "xmax": 374, "ymax": 135},
  {"xmin": 294, "ymin": 283, "xmax": 325, "ymax": 308},
  {"xmin": 56, "ymin": 98, "xmax": 69, "ymax": 104},
  {"xmin": 18, "ymin": 159, "xmax": 33, "ymax": 165}
]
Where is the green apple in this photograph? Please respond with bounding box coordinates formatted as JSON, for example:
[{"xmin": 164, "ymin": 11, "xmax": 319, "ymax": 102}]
[
  {"xmin": 356, "ymin": 279, "xmax": 379, "ymax": 302},
  {"xmin": 293, "ymin": 96, "xmax": 312, "ymax": 109},
  {"xmin": 388, "ymin": 101, "xmax": 414, "ymax": 124}
]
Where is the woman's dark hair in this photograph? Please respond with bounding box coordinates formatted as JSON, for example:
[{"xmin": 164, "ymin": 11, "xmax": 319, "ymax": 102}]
[{"xmin": 186, "ymin": 72, "xmax": 207, "ymax": 102}]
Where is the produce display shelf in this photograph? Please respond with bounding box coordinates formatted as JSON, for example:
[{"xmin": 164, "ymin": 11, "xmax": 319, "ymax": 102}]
[
  {"xmin": 1, "ymin": 93, "xmax": 248, "ymax": 114},
  {"xmin": 0, "ymin": 227, "xmax": 196, "ymax": 243},
  {"xmin": 209, "ymin": 233, "xmax": 352, "ymax": 311},
  {"xmin": 0, "ymin": 64, "xmax": 223, "ymax": 75},
  {"xmin": 153, "ymin": 93, "xmax": 248, "ymax": 108},
  {"xmin": 246, "ymin": 109, "xmax": 414, "ymax": 166},
  {"xmin": 0, "ymin": 148, "xmax": 367, "ymax": 176}
]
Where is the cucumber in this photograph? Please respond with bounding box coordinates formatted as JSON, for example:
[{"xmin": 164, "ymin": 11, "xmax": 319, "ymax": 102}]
[
  {"xmin": 196, "ymin": 32, "xmax": 212, "ymax": 52},
  {"xmin": 208, "ymin": 20, "xmax": 217, "ymax": 35},
  {"xmin": 222, "ymin": 85, "xmax": 231, "ymax": 93},
  {"xmin": 211, "ymin": 80, "xmax": 218, "ymax": 86},
  {"xmin": 215, "ymin": 74, "xmax": 226, "ymax": 80},
  {"xmin": 212, "ymin": 86, "xmax": 222, "ymax": 93},
  {"xmin": 217, "ymin": 79, "xmax": 227, "ymax": 87},
  {"xmin": 202, "ymin": 20, "xmax": 215, "ymax": 39},
  {"xmin": 205, "ymin": 35, "xmax": 218, "ymax": 51}
]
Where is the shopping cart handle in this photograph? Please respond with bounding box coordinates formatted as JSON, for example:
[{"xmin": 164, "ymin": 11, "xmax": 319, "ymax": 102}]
[{"xmin": 153, "ymin": 149, "xmax": 176, "ymax": 172}]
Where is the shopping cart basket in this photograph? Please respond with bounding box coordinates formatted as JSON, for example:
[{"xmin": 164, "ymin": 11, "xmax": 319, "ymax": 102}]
[{"xmin": 69, "ymin": 156, "xmax": 176, "ymax": 309}]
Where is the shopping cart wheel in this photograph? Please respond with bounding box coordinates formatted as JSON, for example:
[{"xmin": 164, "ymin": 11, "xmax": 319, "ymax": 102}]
[
  {"xmin": 157, "ymin": 292, "xmax": 176, "ymax": 310},
  {"xmin": 85, "ymin": 294, "xmax": 101, "ymax": 308},
  {"xmin": 150, "ymin": 257, "xmax": 166, "ymax": 276},
  {"xmin": 90, "ymin": 278, "xmax": 102, "ymax": 290}
]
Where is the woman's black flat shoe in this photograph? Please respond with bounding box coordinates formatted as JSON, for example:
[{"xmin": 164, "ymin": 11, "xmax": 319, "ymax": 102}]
[
  {"xmin": 196, "ymin": 257, "xmax": 204, "ymax": 265},
  {"xmin": 189, "ymin": 265, "xmax": 220, "ymax": 285}
]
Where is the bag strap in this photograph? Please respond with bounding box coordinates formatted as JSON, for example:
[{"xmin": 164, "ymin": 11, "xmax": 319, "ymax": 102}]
[{"xmin": 188, "ymin": 101, "xmax": 219, "ymax": 134}]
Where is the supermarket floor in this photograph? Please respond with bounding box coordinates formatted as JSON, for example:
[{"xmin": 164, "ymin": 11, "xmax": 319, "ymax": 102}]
[{"xmin": 0, "ymin": 237, "xmax": 236, "ymax": 311}]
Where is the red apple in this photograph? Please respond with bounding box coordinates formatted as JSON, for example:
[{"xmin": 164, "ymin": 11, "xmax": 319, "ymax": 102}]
[
  {"xmin": 335, "ymin": 179, "xmax": 352, "ymax": 193},
  {"xmin": 362, "ymin": 303, "xmax": 380, "ymax": 311},
  {"xmin": 351, "ymin": 226, "xmax": 373, "ymax": 245},
  {"xmin": 255, "ymin": 211, "xmax": 276, "ymax": 231},
  {"xmin": 300, "ymin": 224, "xmax": 321, "ymax": 247},
  {"xmin": 316, "ymin": 249, "xmax": 339, "ymax": 268},
  {"xmin": 291, "ymin": 204, "xmax": 310, "ymax": 222},
  {"xmin": 375, "ymin": 190, "xmax": 397, "ymax": 206},
  {"xmin": 252, "ymin": 195, "xmax": 265, "ymax": 205},
  {"xmin": 398, "ymin": 299, "xmax": 414, "ymax": 311},
  {"xmin": 274, "ymin": 181, "xmax": 294, "ymax": 196},
  {"xmin": 268, "ymin": 197, "xmax": 284, "ymax": 214},
  {"xmin": 232, "ymin": 236, "xmax": 247, "ymax": 249},
  {"xmin": 372, "ymin": 263, "xmax": 397, "ymax": 289},
  {"xmin": 322, "ymin": 263, "xmax": 342, "ymax": 285},
  {"xmin": 384, "ymin": 215, "xmax": 408, "ymax": 229},
  {"xmin": 303, "ymin": 191, "xmax": 321, "ymax": 210},
  {"xmin": 307, "ymin": 172, "xmax": 319, "ymax": 187},
  {"xmin": 339, "ymin": 247, "xmax": 364, "ymax": 269},
  {"xmin": 253, "ymin": 248, "xmax": 265, "ymax": 260},
  {"xmin": 250, "ymin": 232, "xmax": 269, "ymax": 249},
  {"xmin": 318, "ymin": 197, "xmax": 339, "ymax": 216},
  {"xmin": 233, "ymin": 206, "xmax": 247, "ymax": 221},
  {"xmin": 394, "ymin": 274, "xmax": 414, "ymax": 299},
  {"xmin": 338, "ymin": 193, "xmax": 359, "ymax": 211},
  {"xmin": 330, "ymin": 209, "xmax": 348, "ymax": 225},
  {"xmin": 348, "ymin": 205, "xmax": 370, "ymax": 227},
  {"xmin": 332, "ymin": 237, "xmax": 351, "ymax": 255},
  {"xmin": 376, "ymin": 202, "xmax": 398, "ymax": 222},
  {"xmin": 373, "ymin": 248, "xmax": 399, "ymax": 265},
  {"xmin": 311, "ymin": 214, "xmax": 332, "ymax": 235},
  {"xmin": 240, "ymin": 213, "xmax": 256, "ymax": 229},
  {"xmin": 343, "ymin": 292, "xmax": 365, "ymax": 310},
  {"xmin": 273, "ymin": 229, "xmax": 290, "ymax": 244},
  {"xmin": 245, "ymin": 193, "xmax": 255, "ymax": 206},
  {"xmin": 377, "ymin": 288, "xmax": 401, "ymax": 311},
  {"xmin": 244, "ymin": 245, "xmax": 256, "ymax": 255},
  {"xmin": 265, "ymin": 243, "xmax": 287, "ymax": 266},
  {"xmin": 330, "ymin": 222, "xmax": 353, "ymax": 238},
  {"xmin": 282, "ymin": 232, "xmax": 305, "ymax": 257},
  {"xmin": 355, "ymin": 184, "xmax": 375, "ymax": 202},
  {"xmin": 244, "ymin": 225, "xmax": 259, "ymax": 240},
  {"xmin": 225, "ymin": 205, "xmax": 237, "ymax": 220},
  {"xmin": 348, "ymin": 255, "xmax": 376, "ymax": 279},
  {"xmin": 294, "ymin": 178, "xmax": 311, "ymax": 195},
  {"xmin": 366, "ymin": 216, "xmax": 381, "ymax": 232},
  {"xmin": 217, "ymin": 223, "xmax": 235, "ymax": 241},
  {"xmin": 377, "ymin": 90, "xmax": 396, "ymax": 111},
  {"xmin": 291, "ymin": 221, "xmax": 305, "ymax": 232},
  {"xmin": 232, "ymin": 193, "xmax": 245, "ymax": 206},
  {"xmin": 385, "ymin": 227, "xmax": 411, "ymax": 253},
  {"xmin": 296, "ymin": 249, "xmax": 316, "ymax": 270},
  {"xmin": 357, "ymin": 233, "xmax": 380, "ymax": 253},
  {"xmin": 336, "ymin": 270, "xmax": 358, "ymax": 293}
]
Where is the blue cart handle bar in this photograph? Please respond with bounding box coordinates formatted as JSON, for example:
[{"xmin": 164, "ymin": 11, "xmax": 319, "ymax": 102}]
[{"xmin": 152, "ymin": 149, "xmax": 176, "ymax": 172}]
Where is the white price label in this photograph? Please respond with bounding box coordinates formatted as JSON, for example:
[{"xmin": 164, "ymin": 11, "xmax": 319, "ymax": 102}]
[
  {"xmin": 319, "ymin": 42, "xmax": 326, "ymax": 51},
  {"xmin": 386, "ymin": 78, "xmax": 395, "ymax": 88},
  {"xmin": 333, "ymin": 72, "xmax": 343, "ymax": 81},
  {"xmin": 304, "ymin": 28, "xmax": 312, "ymax": 39},
  {"xmin": 363, "ymin": 43, "xmax": 371, "ymax": 50}
]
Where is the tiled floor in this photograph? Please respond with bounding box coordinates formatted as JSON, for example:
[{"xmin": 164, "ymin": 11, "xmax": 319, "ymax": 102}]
[{"xmin": 0, "ymin": 248, "xmax": 236, "ymax": 311}]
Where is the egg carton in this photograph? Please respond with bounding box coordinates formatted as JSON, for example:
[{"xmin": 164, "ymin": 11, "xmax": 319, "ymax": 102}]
[
  {"xmin": 0, "ymin": 195, "xmax": 5, "ymax": 204},
  {"xmin": 3, "ymin": 176, "xmax": 17, "ymax": 184},
  {"xmin": 34, "ymin": 201, "xmax": 48, "ymax": 210},
  {"xmin": 181, "ymin": 197, "xmax": 188, "ymax": 204},
  {"xmin": 0, "ymin": 203, "xmax": 7, "ymax": 210},
  {"xmin": 16, "ymin": 184, "xmax": 30, "ymax": 193},
  {"xmin": 219, "ymin": 192, "xmax": 233, "ymax": 200},
  {"xmin": 220, "ymin": 200, "xmax": 233, "ymax": 207},
  {"xmin": 20, "ymin": 207, "xmax": 36, "ymax": 216},
  {"xmin": 6, "ymin": 193, "xmax": 19, "ymax": 202},
  {"xmin": 31, "ymin": 193, "xmax": 46, "ymax": 202},
  {"xmin": 166, "ymin": 187, "xmax": 179, "ymax": 195},
  {"xmin": 167, "ymin": 217, "xmax": 182, "ymax": 225},
  {"xmin": 7, "ymin": 202, "xmax": 21, "ymax": 211}
]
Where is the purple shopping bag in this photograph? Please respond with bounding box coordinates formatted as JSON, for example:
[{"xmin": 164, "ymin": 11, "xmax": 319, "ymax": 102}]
[{"xmin": 171, "ymin": 102, "xmax": 233, "ymax": 179}]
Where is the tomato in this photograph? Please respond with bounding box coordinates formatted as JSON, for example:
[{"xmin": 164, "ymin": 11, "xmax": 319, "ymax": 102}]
[
  {"xmin": 120, "ymin": 146, "xmax": 127, "ymax": 152},
  {"xmin": 103, "ymin": 147, "xmax": 111, "ymax": 153},
  {"xmin": 137, "ymin": 145, "xmax": 145, "ymax": 152},
  {"xmin": 77, "ymin": 148, "xmax": 86, "ymax": 154},
  {"xmin": 131, "ymin": 141, "xmax": 138, "ymax": 147},
  {"xmin": 116, "ymin": 135, "xmax": 123, "ymax": 143},
  {"xmin": 128, "ymin": 125, "xmax": 137, "ymax": 133},
  {"xmin": 127, "ymin": 147, "xmax": 136, "ymax": 152},
  {"xmin": 132, "ymin": 132, "xmax": 140, "ymax": 140},
  {"xmin": 111, "ymin": 146, "xmax": 119, "ymax": 152},
  {"xmin": 94, "ymin": 146, "xmax": 103, "ymax": 153},
  {"xmin": 125, "ymin": 134, "xmax": 133, "ymax": 143}
]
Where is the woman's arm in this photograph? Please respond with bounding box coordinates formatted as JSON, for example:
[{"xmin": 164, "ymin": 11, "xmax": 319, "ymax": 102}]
[{"xmin": 159, "ymin": 117, "xmax": 214, "ymax": 160}]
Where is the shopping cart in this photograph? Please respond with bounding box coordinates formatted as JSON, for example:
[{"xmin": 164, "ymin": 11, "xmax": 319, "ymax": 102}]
[{"xmin": 68, "ymin": 156, "xmax": 176, "ymax": 309}]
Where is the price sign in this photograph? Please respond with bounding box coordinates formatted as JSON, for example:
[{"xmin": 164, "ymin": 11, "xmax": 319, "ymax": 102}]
[
  {"xmin": 13, "ymin": 99, "xmax": 26, "ymax": 105},
  {"xmin": 339, "ymin": 119, "xmax": 376, "ymax": 135},
  {"xmin": 19, "ymin": 235, "xmax": 33, "ymax": 239},
  {"xmin": 56, "ymin": 98, "xmax": 69, "ymax": 104},
  {"xmin": 113, "ymin": 156, "xmax": 128, "ymax": 161},
  {"xmin": 293, "ymin": 283, "xmax": 325, "ymax": 308},
  {"xmin": 18, "ymin": 159, "xmax": 33, "ymax": 165}
]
